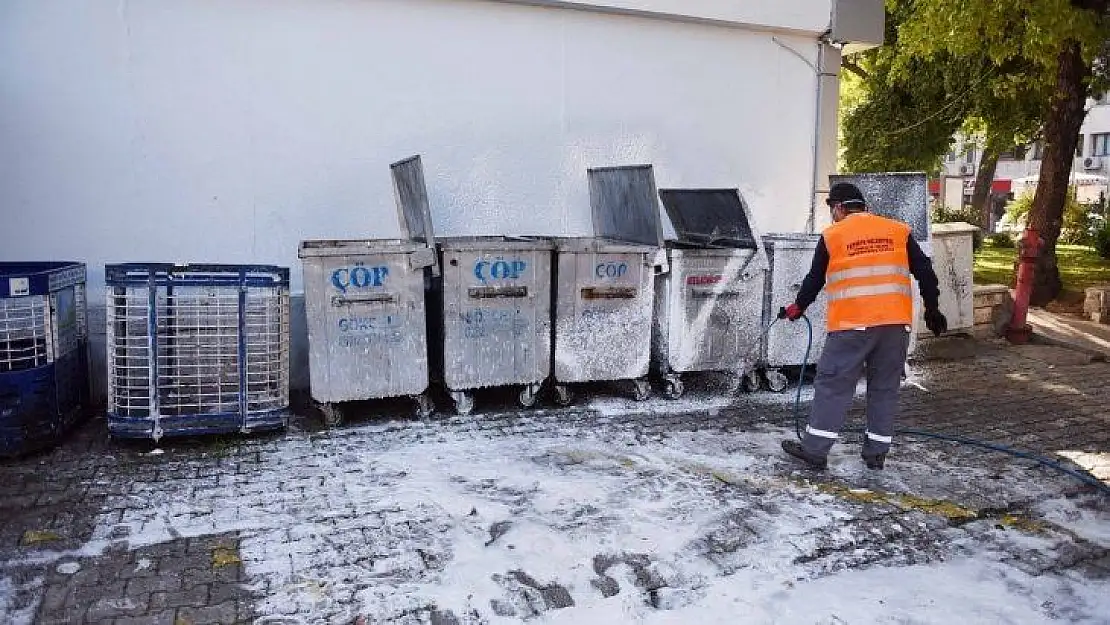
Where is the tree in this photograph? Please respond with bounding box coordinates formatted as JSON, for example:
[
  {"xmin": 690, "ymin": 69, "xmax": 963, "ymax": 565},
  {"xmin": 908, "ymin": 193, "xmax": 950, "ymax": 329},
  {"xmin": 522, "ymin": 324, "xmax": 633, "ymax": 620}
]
[
  {"xmin": 960, "ymin": 67, "xmax": 1049, "ymax": 231},
  {"xmin": 840, "ymin": 0, "xmax": 1048, "ymax": 236},
  {"xmin": 898, "ymin": 0, "xmax": 1110, "ymax": 305},
  {"xmin": 840, "ymin": 1, "xmax": 978, "ymax": 174}
]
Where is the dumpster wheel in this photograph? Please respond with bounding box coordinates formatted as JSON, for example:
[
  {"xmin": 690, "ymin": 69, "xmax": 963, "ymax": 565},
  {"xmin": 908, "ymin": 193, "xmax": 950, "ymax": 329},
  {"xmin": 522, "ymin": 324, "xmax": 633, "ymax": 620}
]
[
  {"xmin": 519, "ymin": 384, "xmax": 542, "ymax": 409},
  {"xmin": 764, "ymin": 369, "xmax": 790, "ymax": 393},
  {"xmin": 553, "ymin": 384, "xmax": 574, "ymax": 407},
  {"xmin": 740, "ymin": 370, "xmax": 761, "ymax": 394},
  {"xmin": 631, "ymin": 378, "xmax": 651, "ymax": 402},
  {"xmin": 320, "ymin": 403, "xmax": 344, "ymax": 428},
  {"xmin": 661, "ymin": 376, "xmax": 684, "ymax": 400},
  {"xmin": 413, "ymin": 393, "xmax": 435, "ymax": 419},
  {"xmin": 451, "ymin": 391, "xmax": 474, "ymax": 416}
]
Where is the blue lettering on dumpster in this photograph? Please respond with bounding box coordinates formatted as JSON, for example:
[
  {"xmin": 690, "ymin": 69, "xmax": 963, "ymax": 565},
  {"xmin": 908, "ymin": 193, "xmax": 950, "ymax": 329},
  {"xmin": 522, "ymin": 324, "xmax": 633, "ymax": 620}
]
[
  {"xmin": 338, "ymin": 332, "xmax": 403, "ymax": 348},
  {"xmin": 337, "ymin": 315, "xmax": 403, "ymax": 345},
  {"xmin": 460, "ymin": 307, "xmax": 530, "ymax": 339},
  {"xmin": 331, "ymin": 264, "xmax": 390, "ymax": 293},
  {"xmin": 594, "ymin": 262, "xmax": 628, "ymax": 279},
  {"xmin": 337, "ymin": 315, "xmax": 401, "ymax": 332},
  {"xmin": 474, "ymin": 258, "xmax": 527, "ymax": 283}
]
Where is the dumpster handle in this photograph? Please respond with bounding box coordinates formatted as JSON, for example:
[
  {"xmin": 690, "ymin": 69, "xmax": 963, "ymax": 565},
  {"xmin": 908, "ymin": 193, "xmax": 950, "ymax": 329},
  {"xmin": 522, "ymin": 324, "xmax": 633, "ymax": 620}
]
[
  {"xmin": 690, "ymin": 288, "xmax": 744, "ymax": 298},
  {"xmin": 468, "ymin": 286, "xmax": 529, "ymax": 299},
  {"xmin": 580, "ymin": 286, "xmax": 637, "ymax": 300},
  {"xmin": 331, "ymin": 294, "xmax": 396, "ymax": 306}
]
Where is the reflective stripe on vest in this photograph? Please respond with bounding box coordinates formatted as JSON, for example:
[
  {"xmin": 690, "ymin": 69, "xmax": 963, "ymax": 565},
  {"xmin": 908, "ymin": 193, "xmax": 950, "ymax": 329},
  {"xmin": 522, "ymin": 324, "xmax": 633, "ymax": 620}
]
[
  {"xmin": 827, "ymin": 264, "xmax": 911, "ymax": 286},
  {"xmin": 827, "ymin": 283, "xmax": 914, "ymax": 301}
]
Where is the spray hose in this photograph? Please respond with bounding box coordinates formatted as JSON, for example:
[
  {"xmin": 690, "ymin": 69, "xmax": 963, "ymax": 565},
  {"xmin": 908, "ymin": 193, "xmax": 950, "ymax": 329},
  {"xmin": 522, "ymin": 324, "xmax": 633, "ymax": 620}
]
[{"xmin": 769, "ymin": 314, "xmax": 1110, "ymax": 495}]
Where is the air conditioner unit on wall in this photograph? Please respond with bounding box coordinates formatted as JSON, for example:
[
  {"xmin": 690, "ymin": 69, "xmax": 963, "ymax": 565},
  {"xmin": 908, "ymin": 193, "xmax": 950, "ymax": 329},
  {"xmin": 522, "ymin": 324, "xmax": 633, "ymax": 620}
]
[
  {"xmin": 959, "ymin": 164, "xmax": 975, "ymax": 176},
  {"xmin": 1083, "ymin": 157, "xmax": 1102, "ymax": 169}
]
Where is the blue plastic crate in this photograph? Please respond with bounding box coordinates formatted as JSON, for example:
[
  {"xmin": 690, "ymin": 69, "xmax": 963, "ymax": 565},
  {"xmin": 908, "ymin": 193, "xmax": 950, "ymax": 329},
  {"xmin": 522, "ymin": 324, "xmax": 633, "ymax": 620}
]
[
  {"xmin": 0, "ymin": 262, "xmax": 89, "ymax": 457},
  {"xmin": 105, "ymin": 264, "xmax": 290, "ymax": 440}
]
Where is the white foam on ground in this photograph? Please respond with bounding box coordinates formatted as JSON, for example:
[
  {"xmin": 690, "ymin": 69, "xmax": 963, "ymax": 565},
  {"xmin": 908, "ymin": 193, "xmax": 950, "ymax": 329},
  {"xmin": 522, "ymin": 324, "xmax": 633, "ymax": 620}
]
[{"xmin": 64, "ymin": 425, "xmax": 1110, "ymax": 624}]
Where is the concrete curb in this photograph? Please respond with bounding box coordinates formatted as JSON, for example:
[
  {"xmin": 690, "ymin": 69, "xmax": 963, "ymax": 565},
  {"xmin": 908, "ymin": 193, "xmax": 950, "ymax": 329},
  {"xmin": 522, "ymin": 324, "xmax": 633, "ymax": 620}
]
[{"xmin": 1028, "ymin": 331, "xmax": 1108, "ymax": 362}]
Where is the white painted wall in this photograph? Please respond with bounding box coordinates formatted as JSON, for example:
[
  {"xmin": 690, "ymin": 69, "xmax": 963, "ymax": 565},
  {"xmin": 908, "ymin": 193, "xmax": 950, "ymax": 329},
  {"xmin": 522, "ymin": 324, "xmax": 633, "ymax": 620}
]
[
  {"xmin": 1, "ymin": 0, "xmax": 832, "ymax": 395},
  {"xmin": 1, "ymin": 0, "xmax": 824, "ymax": 288},
  {"xmin": 490, "ymin": 0, "xmax": 834, "ymax": 33}
]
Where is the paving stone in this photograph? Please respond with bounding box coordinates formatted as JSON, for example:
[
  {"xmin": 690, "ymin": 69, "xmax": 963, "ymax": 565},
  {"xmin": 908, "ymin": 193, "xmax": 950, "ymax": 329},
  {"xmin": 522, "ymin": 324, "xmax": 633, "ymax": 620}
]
[
  {"xmin": 149, "ymin": 584, "xmax": 209, "ymax": 611},
  {"xmin": 207, "ymin": 581, "xmax": 249, "ymax": 605},
  {"xmin": 2, "ymin": 338, "xmax": 1108, "ymax": 625},
  {"xmin": 112, "ymin": 609, "xmax": 178, "ymax": 625},
  {"xmin": 84, "ymin": 593, "xmax": 148, "ymax": 621},
  {"xmin": 177, "ymin": 601, "xmax": 239, "ymax": 625},
  {"xmin": 126, "ymin": 572, "xmax": 183, "ymax": 595}
]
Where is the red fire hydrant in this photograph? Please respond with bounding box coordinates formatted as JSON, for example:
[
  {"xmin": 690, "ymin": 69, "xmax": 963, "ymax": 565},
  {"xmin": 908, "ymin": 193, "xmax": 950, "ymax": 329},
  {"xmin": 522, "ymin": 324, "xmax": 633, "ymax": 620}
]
[{"xmin": 1006, "ymin": 227, "xmax": 1044, "ymax": 344}]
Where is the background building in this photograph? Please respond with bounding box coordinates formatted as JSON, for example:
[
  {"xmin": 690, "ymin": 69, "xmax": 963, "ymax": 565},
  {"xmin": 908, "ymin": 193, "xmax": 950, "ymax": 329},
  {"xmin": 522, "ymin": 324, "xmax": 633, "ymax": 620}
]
[{"xmin": 934, "ymin": 91, "xmax": 1110, "ymax": 229}]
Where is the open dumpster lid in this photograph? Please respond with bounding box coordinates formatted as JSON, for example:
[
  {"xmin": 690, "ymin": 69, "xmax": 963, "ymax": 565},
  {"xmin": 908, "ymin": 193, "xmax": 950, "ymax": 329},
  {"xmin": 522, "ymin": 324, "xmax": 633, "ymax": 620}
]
[
  {"xmin": 587, "ymin": 165, "xmax": 664, "ymax": 248},
  {"xmin": 391, "ymin": 155, "xmax": 437, "ymax": 248},
  {"xmin": 657, "ymin": 189, "xmax": 760, "ymax": 249},
  {"xmin": 828, "ymin": 172, "xmax": 930, "ymax": 244}
]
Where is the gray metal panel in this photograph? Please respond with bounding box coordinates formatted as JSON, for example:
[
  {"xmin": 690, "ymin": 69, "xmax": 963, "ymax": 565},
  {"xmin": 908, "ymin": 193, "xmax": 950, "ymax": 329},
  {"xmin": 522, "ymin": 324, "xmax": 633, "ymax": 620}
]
[
  {"xmin": 762, "ymin": 233, "xmax": 828, "ymax": 368},
  {"xmin": 588, "ymin": 165, "xmax": 664, "ymax": 247},
  {"xmin": 657, "ymin": 189, "xmax": 760, "ymax": 249},
  {"xmin": 301, "ymin": 247, "xmax": 429, "ymax": 403},
  {"xmin": 390, "ymin": 155, "xmax": 437, "ymax": 247},
  {"xmin": 438, "ymin": 240, "xmax": 552, "ymax": 391},
  {"xmin": 832, "ymin": 0, "xmax": 885, "ymax": 49},
  {"xmin": 652, "ymin": 248, "xmax": 766, "ymax": 375},
  {"xmin": 553, "ymin": 243, "xmax": 655, "ymax": 383},
  {"xmin": 299, "ymin": 239, "xmax": 425, "ymax": 258},
  {"xmin": 552, "ymin": 236, "xmax": 657, "ymax": 254},
  {"xmin": 438, "ymin": 236, "xmax": 555, "ymax": 252},
  {"xmin": 829, "ymin": 172, "xmax": 930, "ymax": 243}
]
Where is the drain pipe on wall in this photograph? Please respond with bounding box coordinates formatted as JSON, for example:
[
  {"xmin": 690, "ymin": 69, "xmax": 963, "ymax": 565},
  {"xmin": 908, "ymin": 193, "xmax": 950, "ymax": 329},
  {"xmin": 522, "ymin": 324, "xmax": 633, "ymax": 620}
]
[{"xmin": 773, "ymin": 32, "xmax": 840, "ymax": 234}]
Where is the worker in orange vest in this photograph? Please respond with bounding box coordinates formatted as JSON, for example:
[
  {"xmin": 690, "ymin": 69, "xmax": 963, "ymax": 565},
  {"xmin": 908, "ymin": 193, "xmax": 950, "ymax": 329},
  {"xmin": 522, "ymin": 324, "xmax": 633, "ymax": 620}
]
[{"xmin": 779, "ymin": 182, "xmax": 947, "ymax": 470}]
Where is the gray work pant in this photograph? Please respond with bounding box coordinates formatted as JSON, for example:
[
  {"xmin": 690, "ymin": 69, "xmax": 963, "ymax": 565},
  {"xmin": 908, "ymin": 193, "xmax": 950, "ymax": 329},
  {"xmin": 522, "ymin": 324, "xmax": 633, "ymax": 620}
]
[{"xmin": 802, "ymin": 324, "xmax": 911, "ymax": 459}]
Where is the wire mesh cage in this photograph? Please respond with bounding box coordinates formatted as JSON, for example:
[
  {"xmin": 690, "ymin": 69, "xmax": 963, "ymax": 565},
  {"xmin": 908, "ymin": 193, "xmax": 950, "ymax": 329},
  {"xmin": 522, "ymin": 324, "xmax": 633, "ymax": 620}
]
[
  {"xmin": 105, "ymin": 264, "xmax": 290, "ymax": 440},
  {"xmin": 0, "ymin": 262, "xmax": 89, "ymax": 457}
]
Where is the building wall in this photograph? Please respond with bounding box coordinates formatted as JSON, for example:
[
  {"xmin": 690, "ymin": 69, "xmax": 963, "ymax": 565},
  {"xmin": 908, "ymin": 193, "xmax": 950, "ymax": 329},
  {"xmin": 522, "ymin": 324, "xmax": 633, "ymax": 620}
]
[
  {"xmin": 0, "ymin": 0, "xmax": 840, "ymax": 399},
  {"xmin": 489, "ymin": 0, "xmax": 834, "ymax": 32},
  {"xmin": 941, "ymin": 96, "xmax": 1110, "ymax": 199}
]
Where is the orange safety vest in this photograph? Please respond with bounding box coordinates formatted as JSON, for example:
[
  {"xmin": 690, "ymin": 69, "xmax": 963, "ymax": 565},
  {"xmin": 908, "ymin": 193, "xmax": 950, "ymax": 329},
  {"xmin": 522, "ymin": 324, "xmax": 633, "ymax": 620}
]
[{"xmin": 823, "ymin": 212, "xmax": 913, "ymax": 331}]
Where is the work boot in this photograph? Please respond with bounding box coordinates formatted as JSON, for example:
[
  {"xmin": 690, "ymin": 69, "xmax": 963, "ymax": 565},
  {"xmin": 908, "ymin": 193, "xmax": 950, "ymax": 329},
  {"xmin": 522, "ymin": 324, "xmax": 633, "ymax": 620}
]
[
  {"xmin": 781, "ymin": 440, "xmax": 827, "ymax": 470},
  {"xmin": 862, "ymin": 453, "xmax": 886, "ymax": 470}
]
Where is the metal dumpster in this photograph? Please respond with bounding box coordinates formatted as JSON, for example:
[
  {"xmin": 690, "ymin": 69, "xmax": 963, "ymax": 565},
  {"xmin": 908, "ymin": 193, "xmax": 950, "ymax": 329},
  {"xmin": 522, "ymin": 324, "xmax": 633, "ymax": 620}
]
[
  {"xmin": 105, "ymin": 264, "xmax": 290, "ymax": 440},
  {"xmin": 433, "ymin": 236, "xmax": 553, "ymax": 415},
  {"xmin": 759, "ymin": 233, "xmax": 828, "ymax": 392},
  {"xmin": 0, "ymin": 262, "xmax": 89, "ymax": 457},
  {"xmin": 550, "ymin": 237, "xmax": 658, "ymax": 404},
  {"xmin": 298, "ymin": 155, "xmax": 439, "ymax": 425},
  {"xmin": 653, "ymin": 189, "xmax": 769, "ymax": 398}
]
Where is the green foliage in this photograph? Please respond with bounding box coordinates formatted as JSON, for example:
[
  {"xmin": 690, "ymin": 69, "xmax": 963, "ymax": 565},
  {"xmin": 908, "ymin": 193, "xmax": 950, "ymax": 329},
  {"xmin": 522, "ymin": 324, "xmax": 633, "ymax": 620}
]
[
  {"xmin": 931, "ymin": 200, "xmax": 979, "ymax": 225},
  {"xmin": 897, "ymin": 0, "xmax": 1107, "ymax": 77},
  {"xmin": 988, "ymin": 232, "xmax": 1015, "ymax": 248},
  {"xmin": 930, "ymin": 200, "xmax": 984, "ymax": 249},
  {"xmin": 1096, "ymin": 220, "xmax": 1110, "ymax": 259},
  {"xmin": 839, "ymin": 0, "xmax": 1058, "ymax": 174},
  {"xmin": 840, "ymin": 1, "xmax": 977, "ymax": 173},
  {"xmin": 1003, "ymin": 187, "xmax": 1096, "ymax": 244},
  {"xmin": 976, "ymin": 243, "xmax": 1110, "ymax": 288}
]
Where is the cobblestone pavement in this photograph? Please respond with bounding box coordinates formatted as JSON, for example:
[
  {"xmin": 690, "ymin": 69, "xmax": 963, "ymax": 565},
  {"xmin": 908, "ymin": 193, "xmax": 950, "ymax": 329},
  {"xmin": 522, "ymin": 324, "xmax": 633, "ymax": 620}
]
[{"xmin": 0, "ymin": 336, "xmax": 1108, "ymax": 624}]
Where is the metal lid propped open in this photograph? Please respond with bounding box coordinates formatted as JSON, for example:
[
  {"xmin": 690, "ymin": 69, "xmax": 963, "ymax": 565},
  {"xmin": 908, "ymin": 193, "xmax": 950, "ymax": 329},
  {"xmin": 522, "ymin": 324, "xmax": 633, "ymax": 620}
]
[
  {"xmin": 390, "ymin": 154, "xmax": 440, "ymax": 275},
  {"xmin": 657, "ymin": 189, "xmax": 760, "ymax": 250},
  {"xmin": 587, "ymin": 165, "xmax": 665, "ymax": 248}
]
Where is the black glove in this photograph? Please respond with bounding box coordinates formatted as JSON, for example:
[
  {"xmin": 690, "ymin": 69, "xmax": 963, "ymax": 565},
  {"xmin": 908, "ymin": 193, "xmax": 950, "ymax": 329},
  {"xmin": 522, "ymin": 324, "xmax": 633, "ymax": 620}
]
[{"xmin": 924, "ymin": 309, "xmax": 947, "ymax": 337}]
